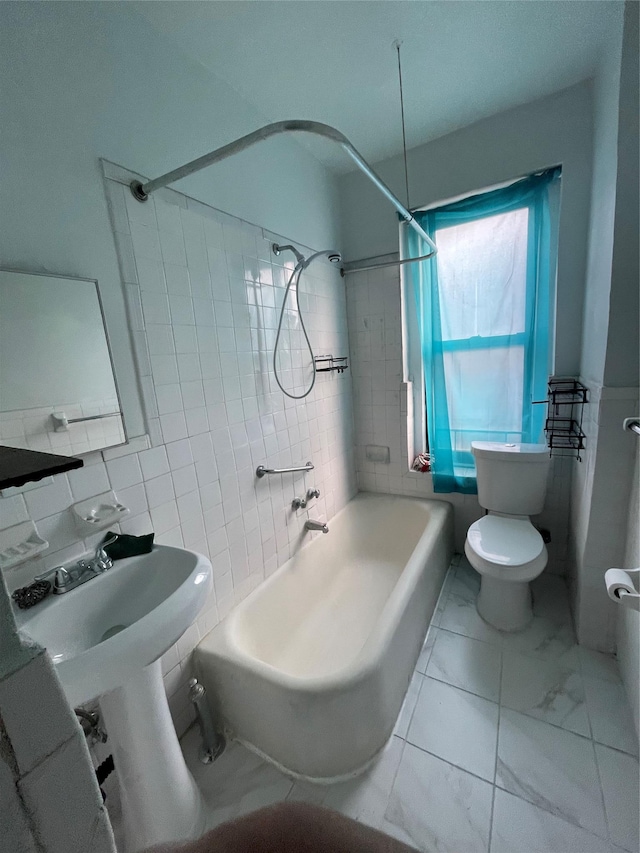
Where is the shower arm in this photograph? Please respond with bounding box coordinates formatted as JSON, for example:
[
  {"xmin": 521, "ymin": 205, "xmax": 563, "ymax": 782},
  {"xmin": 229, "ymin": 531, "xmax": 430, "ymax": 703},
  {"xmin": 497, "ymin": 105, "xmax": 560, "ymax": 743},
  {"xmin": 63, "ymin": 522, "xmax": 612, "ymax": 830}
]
[{"xmin": 129, "ymin": 120, "xmax": 437, "ymax": 262}]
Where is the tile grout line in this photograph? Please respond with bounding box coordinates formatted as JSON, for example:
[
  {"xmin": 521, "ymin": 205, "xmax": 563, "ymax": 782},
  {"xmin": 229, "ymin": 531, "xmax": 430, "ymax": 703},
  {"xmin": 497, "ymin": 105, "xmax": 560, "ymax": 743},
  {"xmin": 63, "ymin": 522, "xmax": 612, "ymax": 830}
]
[
  {"xmin": 381, "ymin": 733, "xmax": 409, "ymax": 833},
  {"xmin": 401, "ymin": 737, "xmax": 496, "ymax": 789},
  {"xmin": 420, "ymin": 649, "xmax": 620, "ymax": 746},
  {"xmin": 487, "ymin": 633, "xmax": 505, "ymax": 853},
  {"xmin": 436, "ymin": 623, "xmax": 502, "ymax": 649},
  {"xmin": 438, "ymin": 588, "xmax": 639, "ymax": 755}
]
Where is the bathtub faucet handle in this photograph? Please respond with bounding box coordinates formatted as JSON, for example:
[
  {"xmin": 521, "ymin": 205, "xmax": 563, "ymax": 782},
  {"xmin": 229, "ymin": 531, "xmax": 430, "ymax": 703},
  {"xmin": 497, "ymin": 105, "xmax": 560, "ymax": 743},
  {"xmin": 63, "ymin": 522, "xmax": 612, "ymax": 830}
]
[{"xmin": 292, "ymin": 496, "xmax": 307, "ymax": 510}]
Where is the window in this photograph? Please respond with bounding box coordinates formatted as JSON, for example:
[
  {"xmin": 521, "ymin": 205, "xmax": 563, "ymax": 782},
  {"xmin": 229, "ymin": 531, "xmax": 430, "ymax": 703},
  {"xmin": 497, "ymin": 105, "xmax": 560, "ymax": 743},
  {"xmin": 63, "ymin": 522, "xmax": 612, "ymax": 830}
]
[{"xmin": 403, "ymin": 169, "xmax": 560, "ymax": 493}]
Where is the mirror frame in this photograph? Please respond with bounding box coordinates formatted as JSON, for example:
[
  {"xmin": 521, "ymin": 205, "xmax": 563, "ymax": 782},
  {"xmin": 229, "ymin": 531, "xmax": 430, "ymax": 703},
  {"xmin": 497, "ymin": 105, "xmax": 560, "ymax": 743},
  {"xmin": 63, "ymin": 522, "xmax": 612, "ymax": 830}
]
[{"xmin": 0, "ymin": 267, "xmax": 128, "ymax": 456}]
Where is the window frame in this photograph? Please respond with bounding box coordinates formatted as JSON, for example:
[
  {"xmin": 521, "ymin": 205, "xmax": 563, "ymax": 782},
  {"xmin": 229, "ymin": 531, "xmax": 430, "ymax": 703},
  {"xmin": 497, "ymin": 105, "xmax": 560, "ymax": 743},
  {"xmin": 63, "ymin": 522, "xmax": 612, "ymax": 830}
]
[{"xmin": 401, "ymin": 170, "xmax": 561, "ymax": 471}]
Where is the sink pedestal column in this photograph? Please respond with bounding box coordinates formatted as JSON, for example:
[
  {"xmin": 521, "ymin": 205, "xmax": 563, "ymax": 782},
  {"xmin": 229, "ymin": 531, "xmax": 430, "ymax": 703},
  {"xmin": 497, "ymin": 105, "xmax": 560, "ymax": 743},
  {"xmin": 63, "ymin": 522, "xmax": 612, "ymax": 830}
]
[{"xmin": 100, "ymin": 658, "xmax": 206, "ymax": 852}]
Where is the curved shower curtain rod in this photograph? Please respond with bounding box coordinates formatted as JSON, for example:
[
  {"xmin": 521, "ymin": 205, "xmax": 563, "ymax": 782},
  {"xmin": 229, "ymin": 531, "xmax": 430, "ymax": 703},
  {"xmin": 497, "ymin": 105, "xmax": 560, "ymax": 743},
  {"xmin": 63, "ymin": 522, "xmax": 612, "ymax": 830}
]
[{"xmin": 129, "ymin": 120, "xmax": 437, "ymax": 272}]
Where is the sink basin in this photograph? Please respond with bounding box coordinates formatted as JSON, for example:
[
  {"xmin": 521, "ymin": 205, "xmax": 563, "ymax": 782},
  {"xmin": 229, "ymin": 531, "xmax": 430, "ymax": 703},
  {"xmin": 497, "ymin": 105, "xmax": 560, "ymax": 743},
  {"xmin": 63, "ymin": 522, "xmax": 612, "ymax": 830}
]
[
  {"xmin": 16, "ymin": 544, "xmax": 212, "ymax": 706},
  {"xmin": 15, "ymin": 544, "xmax": 213, "ymax": 852}
]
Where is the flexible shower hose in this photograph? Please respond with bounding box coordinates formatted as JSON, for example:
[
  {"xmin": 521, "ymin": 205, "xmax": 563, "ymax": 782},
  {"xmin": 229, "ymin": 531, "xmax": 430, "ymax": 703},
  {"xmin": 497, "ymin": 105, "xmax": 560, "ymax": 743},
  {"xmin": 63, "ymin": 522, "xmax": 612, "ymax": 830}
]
[{"xmin": 273, "ymin": 260, "xmax": 317, "ymax": 400}]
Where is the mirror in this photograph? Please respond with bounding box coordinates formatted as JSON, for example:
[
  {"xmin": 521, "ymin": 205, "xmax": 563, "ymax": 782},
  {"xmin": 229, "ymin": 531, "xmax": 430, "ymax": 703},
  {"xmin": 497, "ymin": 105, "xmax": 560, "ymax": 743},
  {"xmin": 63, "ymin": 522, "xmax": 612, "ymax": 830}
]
[{"xmin": 0, "ymin": 270, "xmax": 125, "ymax": 456}]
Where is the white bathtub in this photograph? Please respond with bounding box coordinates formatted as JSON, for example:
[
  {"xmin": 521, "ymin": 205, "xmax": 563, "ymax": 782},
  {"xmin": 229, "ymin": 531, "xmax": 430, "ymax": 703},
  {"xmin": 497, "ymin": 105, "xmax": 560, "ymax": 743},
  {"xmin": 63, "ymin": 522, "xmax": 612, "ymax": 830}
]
[{"xmin": 196, "ymin": 492, "xmax": 453, "ymax": 781}]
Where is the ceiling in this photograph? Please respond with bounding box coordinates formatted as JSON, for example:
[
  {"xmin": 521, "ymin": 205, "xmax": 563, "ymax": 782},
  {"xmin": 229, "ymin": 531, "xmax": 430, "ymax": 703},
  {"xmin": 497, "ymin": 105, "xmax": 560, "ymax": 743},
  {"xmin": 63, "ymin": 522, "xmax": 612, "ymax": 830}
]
[{"xmin": 134, "ymin": 1, "xmax": 621, "ymax": 172}]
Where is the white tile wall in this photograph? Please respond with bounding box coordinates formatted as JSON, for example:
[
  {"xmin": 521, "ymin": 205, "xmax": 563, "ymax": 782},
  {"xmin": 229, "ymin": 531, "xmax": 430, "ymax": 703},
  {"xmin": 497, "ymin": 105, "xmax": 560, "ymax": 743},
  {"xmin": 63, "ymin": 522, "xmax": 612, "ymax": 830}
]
[
  {"xmin": 0, "ymin": 649, "xmax": 116, "ymax": 853},
  {"xmin": 345, "ymin": 264, "xmax": 574, "ymax": 565},
  {"xmin": 0, "ymin": 169, "xmax": 356, "ymax": 736},
  {"xmin": 0, "ymin": 398, "xmax": 125, "ymax": 457}
]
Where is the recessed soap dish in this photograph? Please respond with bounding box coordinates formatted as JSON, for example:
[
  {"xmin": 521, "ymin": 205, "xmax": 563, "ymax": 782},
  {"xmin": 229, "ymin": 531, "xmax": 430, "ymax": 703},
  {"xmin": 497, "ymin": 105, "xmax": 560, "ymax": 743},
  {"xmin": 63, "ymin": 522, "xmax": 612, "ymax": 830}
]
[
  {"xmin": 0, "ymin": 520, "xmax": 49, "ymax": 570},
  {"xmin": 83, "ymin": 503, "xmax": 128, "ymax": 523},
  {"xmin": 72, "ymin": 491, "xmax": 130, "ymax": 531}
]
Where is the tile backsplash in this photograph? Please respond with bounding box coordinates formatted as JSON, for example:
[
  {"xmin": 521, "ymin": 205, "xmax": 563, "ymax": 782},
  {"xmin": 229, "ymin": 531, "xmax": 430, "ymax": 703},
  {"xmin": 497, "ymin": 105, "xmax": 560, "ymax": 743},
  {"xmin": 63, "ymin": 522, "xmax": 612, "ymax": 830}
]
[
  {"xmin": 0, "ymin": 166, "xmax": 356, "ymax": 734},
  {"xmin": 0, "ymin": 397, "xmax": 124, "ymax": 457}
]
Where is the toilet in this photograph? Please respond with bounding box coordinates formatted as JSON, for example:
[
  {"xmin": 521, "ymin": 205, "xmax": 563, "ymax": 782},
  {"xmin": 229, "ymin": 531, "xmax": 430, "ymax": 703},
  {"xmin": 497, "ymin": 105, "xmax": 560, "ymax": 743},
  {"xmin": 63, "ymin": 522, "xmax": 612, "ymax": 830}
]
[{"xmin": 464, "ymin": 441, "xmax": 550, "ymax": 632}]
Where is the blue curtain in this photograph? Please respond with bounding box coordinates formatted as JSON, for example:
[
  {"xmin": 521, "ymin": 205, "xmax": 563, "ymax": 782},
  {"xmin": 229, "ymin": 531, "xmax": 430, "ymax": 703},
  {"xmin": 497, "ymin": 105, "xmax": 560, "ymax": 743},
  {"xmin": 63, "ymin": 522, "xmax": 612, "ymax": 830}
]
[{"xmin": 404, "ymin": 168, "xmax": 560, "ymax": 494}]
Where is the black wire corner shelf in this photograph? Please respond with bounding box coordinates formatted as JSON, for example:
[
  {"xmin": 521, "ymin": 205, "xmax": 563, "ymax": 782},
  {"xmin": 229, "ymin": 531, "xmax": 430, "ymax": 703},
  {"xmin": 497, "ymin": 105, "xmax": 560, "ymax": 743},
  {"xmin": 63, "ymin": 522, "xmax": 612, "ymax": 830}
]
[
  {"xmin": 537, "ymin": 377, "xmax": 588, "ymax": 460},
  {"xmin": 314, "ymin": 355, "xmax": 349, "ymax": 374}
]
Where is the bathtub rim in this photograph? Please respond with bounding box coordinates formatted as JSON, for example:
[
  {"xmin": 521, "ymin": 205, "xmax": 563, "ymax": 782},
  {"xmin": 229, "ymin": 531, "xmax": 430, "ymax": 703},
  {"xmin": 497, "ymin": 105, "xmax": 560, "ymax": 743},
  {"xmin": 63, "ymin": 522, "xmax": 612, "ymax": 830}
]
[{"xmin": 201, "ymin": 492, "xmax": 453, "ymax": 694}]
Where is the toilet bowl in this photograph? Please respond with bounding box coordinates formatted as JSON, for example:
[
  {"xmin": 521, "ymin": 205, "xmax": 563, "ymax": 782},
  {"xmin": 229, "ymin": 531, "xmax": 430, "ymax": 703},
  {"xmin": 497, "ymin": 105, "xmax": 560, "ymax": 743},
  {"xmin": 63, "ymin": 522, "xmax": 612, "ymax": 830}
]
[{"xmin": 465, "ymin": 442, "xmax": 550, "ymax": 632}]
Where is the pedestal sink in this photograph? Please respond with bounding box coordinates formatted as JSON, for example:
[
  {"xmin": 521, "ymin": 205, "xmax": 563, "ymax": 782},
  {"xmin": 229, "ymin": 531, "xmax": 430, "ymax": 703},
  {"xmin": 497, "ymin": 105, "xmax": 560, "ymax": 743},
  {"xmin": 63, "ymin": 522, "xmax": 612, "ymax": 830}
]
[{"xmin": 15, "ymin": 545, "xmax": 212, "ymax": 852}]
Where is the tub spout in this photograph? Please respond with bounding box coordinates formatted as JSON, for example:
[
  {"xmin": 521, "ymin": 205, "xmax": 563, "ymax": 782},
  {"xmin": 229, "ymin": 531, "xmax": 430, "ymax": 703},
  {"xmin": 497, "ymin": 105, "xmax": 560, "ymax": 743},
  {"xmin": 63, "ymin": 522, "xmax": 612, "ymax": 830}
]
[{"xmin": 305, "ymin": 519, "xmax": 329, "ymax": 534}]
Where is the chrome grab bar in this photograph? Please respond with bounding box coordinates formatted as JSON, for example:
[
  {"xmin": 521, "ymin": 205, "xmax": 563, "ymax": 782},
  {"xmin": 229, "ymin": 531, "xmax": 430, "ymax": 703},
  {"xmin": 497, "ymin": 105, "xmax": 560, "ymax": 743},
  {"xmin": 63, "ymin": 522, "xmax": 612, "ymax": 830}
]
[{"xmin": 256, "ymin": 461, "xmax": 313, "ymax": 478}]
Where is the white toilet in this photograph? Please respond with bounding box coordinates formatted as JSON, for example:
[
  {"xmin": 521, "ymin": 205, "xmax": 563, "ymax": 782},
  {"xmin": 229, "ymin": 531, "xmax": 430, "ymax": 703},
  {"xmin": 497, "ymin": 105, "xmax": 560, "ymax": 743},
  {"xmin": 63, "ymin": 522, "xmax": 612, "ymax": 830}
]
[{"xmin": 464, "ymin": 441, "xmax": 550, "ymax": 632}]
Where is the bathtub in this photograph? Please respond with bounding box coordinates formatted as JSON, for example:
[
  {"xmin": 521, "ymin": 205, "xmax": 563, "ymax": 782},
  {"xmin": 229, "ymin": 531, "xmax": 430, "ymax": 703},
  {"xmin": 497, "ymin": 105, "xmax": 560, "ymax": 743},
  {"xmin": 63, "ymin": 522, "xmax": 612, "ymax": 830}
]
[{"xmin": 196, "ymin": 492, "xmax": 453, "ymax": 781}]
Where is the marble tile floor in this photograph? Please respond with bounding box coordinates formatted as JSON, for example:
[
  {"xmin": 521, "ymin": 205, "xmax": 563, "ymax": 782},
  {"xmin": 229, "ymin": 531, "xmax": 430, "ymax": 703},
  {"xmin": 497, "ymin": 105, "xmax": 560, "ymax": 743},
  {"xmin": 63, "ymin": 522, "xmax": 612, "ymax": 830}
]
[{"xmin": 111, "ymin": 557, "xmax": 640, "ymax": 853}]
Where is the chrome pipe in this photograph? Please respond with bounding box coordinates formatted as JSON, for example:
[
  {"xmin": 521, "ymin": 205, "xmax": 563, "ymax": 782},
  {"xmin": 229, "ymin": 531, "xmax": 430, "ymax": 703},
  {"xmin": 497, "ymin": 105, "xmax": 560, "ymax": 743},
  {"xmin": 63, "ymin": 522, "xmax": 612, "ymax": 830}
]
[
  {"xmin": 624, "ymin": 418, "xmax": 640, "ymax": 436},
  {"xmin": 272, "ymin": 243, "xmax": 304, "ymax": 264},
  {"xmin": 343, "ymin": 238, "xmax": 437, "ymax": 275},
  {"xmin": 130, "ymin": 120, "xmax": 437, "ymax": 257},
  {"xmin": 256, "ymin": 461, "xmax": 314, "ymax": 478},
  {"xmin": 188, "ymin": 678, "xmax": 225, "ymax": 764}
]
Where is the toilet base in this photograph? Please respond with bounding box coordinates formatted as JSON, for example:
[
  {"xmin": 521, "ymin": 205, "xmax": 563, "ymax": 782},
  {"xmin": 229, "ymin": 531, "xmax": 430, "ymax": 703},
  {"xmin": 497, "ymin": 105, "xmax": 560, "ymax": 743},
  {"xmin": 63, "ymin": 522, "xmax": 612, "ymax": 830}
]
[{"xmin": 477, "ymin": 575, "xmax": 533, "ymax": 632}]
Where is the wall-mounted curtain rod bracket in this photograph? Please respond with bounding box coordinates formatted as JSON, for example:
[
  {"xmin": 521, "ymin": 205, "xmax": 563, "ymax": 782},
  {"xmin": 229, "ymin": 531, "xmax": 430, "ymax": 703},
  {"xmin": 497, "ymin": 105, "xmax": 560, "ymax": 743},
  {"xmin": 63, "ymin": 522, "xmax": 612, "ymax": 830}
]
[{"xmin": 129, "ymin": 120, "xmax": 437, "ymax": 262}]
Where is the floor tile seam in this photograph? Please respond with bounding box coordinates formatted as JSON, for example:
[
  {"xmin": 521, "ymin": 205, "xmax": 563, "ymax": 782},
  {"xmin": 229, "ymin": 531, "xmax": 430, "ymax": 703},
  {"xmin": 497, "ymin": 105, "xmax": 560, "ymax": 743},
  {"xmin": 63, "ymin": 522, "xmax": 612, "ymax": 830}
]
[
  {"xmin": 436, "ymin": 624, "xmax": 505, "ymax": 650},
  {"xmin": 418, "ymin": 629, "xmax": 438, "ymax": 673},
  {"xmin": 500, "ymin": 642, "xmax": 583, "ymax": 670},
  {"xmin": 575, "ymin": 645, "xmax": 624, "ymax": 687},
  {"xmin": 416, "ymin": 595, "xmax": 447, "ymax": 675},
  {"xmin": 492, "ymin": 779, "xmax": 611, "ymax": 845},
  {"xmin": 497, "ymin": 705, "xmax": 603, "ymax": 749},
  {"xmin": 581, "ymin": 675, "xmax": 640, "ymax": 756},
  {"xmin": 421, "ymin": 670, "xmax": 501, "ymax": 707},
  {"xmin": 401, "ymin": 669, "xmax": 428, "ymax": 739},
  {"xmin": 577, "ymin": 670, "xmax": 639, "ymax": 756},
  {"xmin": 382, "ymin": 735, "xmax": 409, "ymax": 826},
  {"xmin": 498, "ymin": 692, "xmax": 593, "ymax": 741},
  {"xmin": 487, "ymin": 640, "xmax": 505, "ymax": 853},
  {"xmin": 436, "ymin": 623, "xmax": 504, "ymax": 650},
  {"xmin": 403, "ymin": 736, "xmax": 496, "ymax": 787},
  {"xmin": 280, "ymin": 780, "xmax": 295, "ymax": 802},
  {"xmin": 502, "ymin": 646, "xmax": 634, "ymax": 738},
  {"xmin": 590, "ymin": 737, "xmax": 623, "ymax": 850},
  {"xmin": 486, "ymin": 785, "xmax": 498, "ymax": 853},
  {"xmin": 432, "ymin": 568, "xmax": 456, "ymax": 618},
  {"xmin": 591, "ymin": 740, "xmax": 640, "ymax": 759}
]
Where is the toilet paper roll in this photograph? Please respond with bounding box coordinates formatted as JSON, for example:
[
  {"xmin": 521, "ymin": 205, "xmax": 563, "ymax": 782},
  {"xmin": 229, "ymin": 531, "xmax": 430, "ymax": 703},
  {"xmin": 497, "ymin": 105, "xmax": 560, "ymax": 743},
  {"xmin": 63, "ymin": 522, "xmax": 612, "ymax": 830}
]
[{"xmin": 605, "ymin": 568, "xmax": 638, "ymax": 603}]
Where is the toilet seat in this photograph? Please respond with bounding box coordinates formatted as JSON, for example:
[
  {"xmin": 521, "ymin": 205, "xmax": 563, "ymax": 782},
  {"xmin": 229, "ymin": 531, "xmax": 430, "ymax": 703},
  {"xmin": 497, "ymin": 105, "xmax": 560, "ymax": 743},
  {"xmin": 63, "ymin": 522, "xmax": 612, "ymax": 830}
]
[{"xmin": 465, "ymin": 515, "xmax": 547, "ymax": 582}]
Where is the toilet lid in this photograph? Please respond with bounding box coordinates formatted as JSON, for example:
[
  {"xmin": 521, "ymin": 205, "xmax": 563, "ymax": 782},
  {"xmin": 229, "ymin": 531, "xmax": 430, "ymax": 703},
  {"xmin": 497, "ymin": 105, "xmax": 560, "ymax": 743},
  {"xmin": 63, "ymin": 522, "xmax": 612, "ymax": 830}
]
[{"xmin": 467, "ymin": 515, "xmax": 544, "ymax": 567}]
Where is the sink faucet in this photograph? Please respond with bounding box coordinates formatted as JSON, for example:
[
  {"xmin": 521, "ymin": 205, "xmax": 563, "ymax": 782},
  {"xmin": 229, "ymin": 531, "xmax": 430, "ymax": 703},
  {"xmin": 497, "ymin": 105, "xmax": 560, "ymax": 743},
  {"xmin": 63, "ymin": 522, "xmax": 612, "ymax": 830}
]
[
  {"xmin": 305, "ymin": 519, "xmax": 329, "ymax": 534},
  {"xmin": 34, "ymin": 535, "xmax": 117, "ymax": 595}
]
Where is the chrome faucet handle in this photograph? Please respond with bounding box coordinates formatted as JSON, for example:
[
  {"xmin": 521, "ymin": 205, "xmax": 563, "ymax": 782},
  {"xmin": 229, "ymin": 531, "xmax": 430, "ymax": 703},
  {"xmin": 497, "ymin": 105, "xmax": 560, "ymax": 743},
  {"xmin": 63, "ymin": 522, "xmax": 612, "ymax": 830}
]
[
  {"xmin": 34, "ymin": 566, "xmax": 72, "ymax": 590},
  {"xmin": 94, "ymin": 535, "xmax": 117, "ymax": 572}
]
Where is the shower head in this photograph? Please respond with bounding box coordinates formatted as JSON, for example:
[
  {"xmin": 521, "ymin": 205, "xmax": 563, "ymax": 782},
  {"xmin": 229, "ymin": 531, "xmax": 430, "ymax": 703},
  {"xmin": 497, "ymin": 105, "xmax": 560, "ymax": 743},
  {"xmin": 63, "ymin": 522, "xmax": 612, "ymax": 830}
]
[{"xmin": 272, "ymin": 243, "xmax": 305, "ymax": 265}]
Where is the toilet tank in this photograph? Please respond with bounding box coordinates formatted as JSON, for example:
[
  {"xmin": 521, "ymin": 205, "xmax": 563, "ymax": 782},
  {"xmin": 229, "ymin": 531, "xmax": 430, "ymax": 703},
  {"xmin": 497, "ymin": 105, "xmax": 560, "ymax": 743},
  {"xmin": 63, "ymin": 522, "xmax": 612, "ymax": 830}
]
[{"xmin": 472, "ymin": 442, "xmax": 550, "ymax": 515}]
